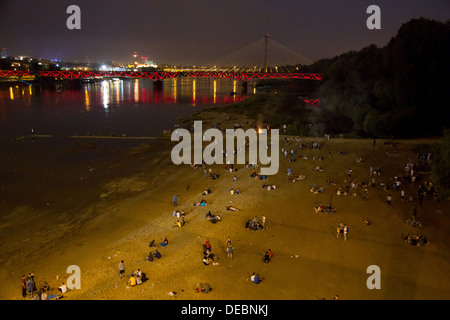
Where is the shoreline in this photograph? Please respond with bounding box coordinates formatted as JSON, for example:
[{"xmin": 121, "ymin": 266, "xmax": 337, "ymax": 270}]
[{"xmin": 1, "ymin": 112, "xmax": 450, "ymax": 299}]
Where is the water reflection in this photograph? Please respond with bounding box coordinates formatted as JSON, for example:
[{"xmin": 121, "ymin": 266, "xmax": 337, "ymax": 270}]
[
  {"xmin": 134, "ymin": 79, "xmax": 139, "ymax": 103},
  {"xmin": 213, "ymin": 80, "xmax": 217, "ymax": 104},
  {"xmin": 0, "ymin": 78, "xmax": 257, "ymax": 108},
  {"xmin": 84, "ymin": 86, "xmax": 90, "ymax": 111},
  {"xmin": 0, "ymin": 77, "xmax": 256, "ymax": 137},
  {"xmin": 102, "ymin": 80, "xmax": 109, "ymax": 112},
  {"xmin": 192, "ymin": 79, "xmax": 196, "ymax": 106}
]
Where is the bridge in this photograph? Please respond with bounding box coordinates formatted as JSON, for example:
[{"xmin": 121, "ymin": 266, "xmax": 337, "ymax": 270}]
[
  {"xmin": 0, "ymin": 35, "xmax": 322, "ymax": 104},
  {"xmin": 0, "ymin": 69, "xmax": 322, "ymax": 81}
]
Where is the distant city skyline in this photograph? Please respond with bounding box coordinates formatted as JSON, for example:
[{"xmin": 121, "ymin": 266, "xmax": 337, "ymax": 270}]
[{"xmin": 1, "ymin": 0, "xmax": 448, "ymax": 65}]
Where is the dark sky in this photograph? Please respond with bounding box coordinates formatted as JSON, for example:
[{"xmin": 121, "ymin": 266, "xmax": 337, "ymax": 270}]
[{"xmin": 0, "ymin": 0, "xmax": 448, "ymax": 65}]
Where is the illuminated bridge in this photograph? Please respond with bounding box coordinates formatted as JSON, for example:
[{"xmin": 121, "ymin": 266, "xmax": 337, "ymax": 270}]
[
  {"xmin": 0, "ymin": 35, "xmax": 322, "ymax": 104},
  {"xmin": 0, "ymin": 70, "xmax": 322, "ymax": 81}
]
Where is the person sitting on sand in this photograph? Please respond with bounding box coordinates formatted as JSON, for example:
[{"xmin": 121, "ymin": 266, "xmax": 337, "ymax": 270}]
[
  {"xmin": 252, "ymin": 217, "xmax": 259, "ymax": 229},
  {"xmin": 202, "ymin": 283, "xmax": 212, "ymax": 293},
  {"xmin": 211, "ymin": 215, "xmax": 221, "ymax": 223},
  {"xmin": 195, "ymin": 283, "xmax": 203, "ymax": 293},
  {"xmin": 203, "ymin": 250, "xmax": 218, "ymax": 263},
  {"xmin": 149, "ymin": 239, "xmax": 156, "ymax": 247},
  {"xmin": 210, "ymin": 173, "xmax": 220, "ymax": 180},
  {"xmin": 205, "ymin": 211, "xmax": 220, "ymax": 222},
  {"xmin": 147, "ymin": 252, "xmax": 154, "ymax": 262},
  {"xmin": 246, "ymin": 218, "xmax": 262, "ymax": 231},
  {"xmin": 154, "ymin": 250, "xmax": 161, "ymax": 259},
  {"xmin": 206, "ymin": 212, "xmax": 221, "ymax": 223},
  {"xmin": 128, "ymin": 275, "xmax": 136, "ymax": 287},
  {"xmin": 203, "ymin": 256, "xmax": 213, "ymax": 265},
  {"xmin": 262, "ymin": 251, "xmax": 271, "ymax": 263},
  {"xmin": 404, "ymin": 233, "xmax": 428, "ymax": 246},
  {"xmin": 202, "ymin": 188, "xmax": 211, "ymax": 195},
  {"xmin": 253, "ymin": 274, "xmax": 261, "ymax": 284},
  {"xmin": 310, "ymin": 185, "xmax": 324, "ymax": 194},
  {"xmin": 40, "ymin": 290, "xmax": 47, "ymax": 301},
  {"xmin": 58, "ymin": 282, "xmax": 68, "ymax": 294},
  {"xmin": 195, "ymin": 282, "xmax": 212, "ymax": 293},
  {"xmin": 177, "ymin": 217, "xmax": 185, "ymax": 228},
  {"xmin": 362, "ymin": 217, "xmax": 371, "ymax": 226},
  {"xmin": 204, "ymin": 240, "xmax": 212, "ymax": 252}
]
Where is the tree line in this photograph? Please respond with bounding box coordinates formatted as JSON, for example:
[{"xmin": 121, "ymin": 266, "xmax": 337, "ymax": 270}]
[{"xmin": 302, "ymin": 18, "xmax": 450, "ymax": 139}]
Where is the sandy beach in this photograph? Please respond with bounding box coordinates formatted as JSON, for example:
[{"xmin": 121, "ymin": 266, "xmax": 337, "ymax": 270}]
[{"xmin": 1, "ymin": 111, "xmax": 450, "ymax": 301}]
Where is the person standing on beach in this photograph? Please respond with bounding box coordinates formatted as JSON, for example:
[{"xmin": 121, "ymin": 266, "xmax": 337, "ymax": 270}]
[
  {"xmin": 343, "ymin": 225, "xmax": 349, "ymax": 241},
  {"xmin": 226, "ymin": 245, "xmax": 233, "ymax": 259},
  {"xmin": 226, "ymin": 237, "xmax": 233, "ymax": 259},
  {"xmin": 26, "ymin": 277, "xmax": 34, "ymax": 297},
  {"xmin": 21, "ymin": 275, "xmax": 27, "ymax": 298},
  {"xmin": 173, "ymin": 195, "xmax": 178, "ymax": 207},
  {"xmin": 261, "ymin": 216, "xmax": 266, "ymax": 229},
  {"xmin": 118, "ymin": 260, "xmax": 125, "ymax": 278}
]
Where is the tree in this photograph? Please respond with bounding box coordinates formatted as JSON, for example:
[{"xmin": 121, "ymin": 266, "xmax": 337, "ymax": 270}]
[{"xmin": 312, "ymin": 18, "xmax": 450, "ymax": 138}]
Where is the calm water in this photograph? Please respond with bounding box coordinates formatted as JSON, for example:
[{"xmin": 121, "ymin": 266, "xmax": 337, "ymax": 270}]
[
  {"xmin": 0, "ymin": 77, "xmax": 254, "ymax": 138},
  {"xmin": 0, "ymin": 77, "xmax": 255, "ymax": 214}
]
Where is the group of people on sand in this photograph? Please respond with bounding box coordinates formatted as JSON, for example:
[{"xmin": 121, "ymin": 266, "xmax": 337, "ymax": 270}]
[
  {"xmin": 403, "ymin": 233, "xmax": 428, "ymax": 246},
  {"xmin": 205, "ymin": 211, "xmax": 221, "ymax": 223},
  {"xmin": 314, "ymin": 204, "xmax": 336, "ymax": 214},
  {"xmin": 22, "ymin": 273, "xmax": 36, "ymax": 298},
  {"xmin": 202, "ymin": 239, "xmax": 219, "ymax": 265},
  {"xmin": 245, "ymin": 216, "xmax": 266, "ymax": 231},
  {"xmin": 21, "ymin": 272, "xmax": 66, "ymax": 300},
  {"xmin": 127, "ymin": 269, "xmax": 148, "ymax": 287},
  {"xmin": 336, "ymin": 222, "xmax": 349, "ymax": 241},
  {"xmin": 117, "ymin": 237, "xmax": 168, "ymax": 288},
  {"xmin": 262, "ymin": 182, "xmax": 277, "ymax": 190},
  {"xmin": 172, "ymin": 210, "xmax": 186, "ymax": 228}
]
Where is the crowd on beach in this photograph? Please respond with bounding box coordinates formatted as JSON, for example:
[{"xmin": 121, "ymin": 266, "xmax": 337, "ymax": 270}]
[
  {"xmin": 21, "ymin": 272, "xmax": 68, "ymax": 300},
  {"xmin": 20, "ymin": 126, "xmax": 438, "ymax": 299}
]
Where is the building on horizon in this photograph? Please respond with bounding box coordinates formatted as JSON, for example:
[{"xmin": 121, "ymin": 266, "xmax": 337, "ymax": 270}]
[{"xmin": 1, "ymin": 47, "xmax": 8, "ymax": 59}]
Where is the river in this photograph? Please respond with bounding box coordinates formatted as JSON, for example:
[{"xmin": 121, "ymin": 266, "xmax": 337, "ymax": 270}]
[
  {"xmin": 0, "ymin": 77, "xmax": 254, "ymax": 138},
  {"xmin": 0, "ymin": 77, "xmax": 255, "ymax": 215}
]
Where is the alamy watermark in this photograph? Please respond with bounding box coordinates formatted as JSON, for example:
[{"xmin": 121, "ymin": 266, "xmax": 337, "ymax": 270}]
[
  {"xmin": 171, "ymin": 121, "xmax": 279, "ymax": 175},
  {"xmin": 66, "ymin": 5, "xmax": 81, "ymax": 30},
  {"xmin": 366, "ymin": 5, "xmax": 381, "ymax": 30},
  {"xmin": 66, "ymin": 265, "xmax": 81, "ymax": 289},
  {"xmin": 366, "ymin": 265, "xmax": 381, "ymax": 289}
]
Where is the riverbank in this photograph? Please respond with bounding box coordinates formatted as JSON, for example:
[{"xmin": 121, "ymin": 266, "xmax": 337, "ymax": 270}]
[{"xmin": 1, "ymin": 112, "xmax": 450, "ymax": 300}]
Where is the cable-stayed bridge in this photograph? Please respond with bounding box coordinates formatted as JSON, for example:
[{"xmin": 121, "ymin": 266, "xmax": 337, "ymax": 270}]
[{"xmin": 0, "ymin": 35, "xmax": 321, "ymax": 81}]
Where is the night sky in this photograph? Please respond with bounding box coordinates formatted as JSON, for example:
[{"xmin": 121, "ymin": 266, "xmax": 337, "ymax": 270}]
[{"xmin": 0, "ymin": 0, "xmax": 448, "ymax": 65}]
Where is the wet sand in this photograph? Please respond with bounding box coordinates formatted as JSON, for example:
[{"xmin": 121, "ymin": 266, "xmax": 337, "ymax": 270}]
[{"xmin": 1, "ymin": 116, "xmax": 450, "ymax": 300}]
